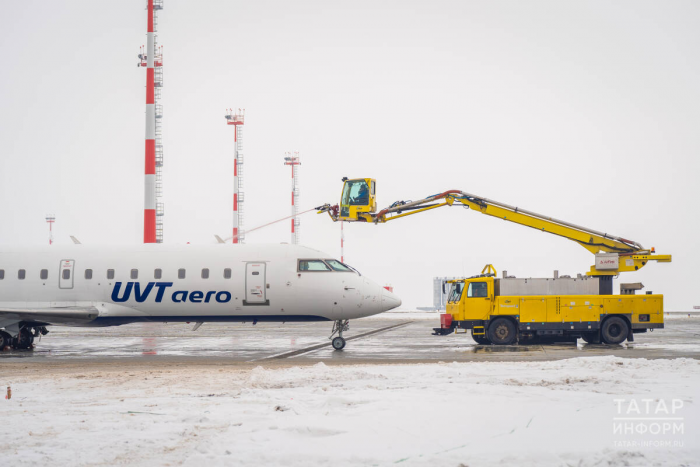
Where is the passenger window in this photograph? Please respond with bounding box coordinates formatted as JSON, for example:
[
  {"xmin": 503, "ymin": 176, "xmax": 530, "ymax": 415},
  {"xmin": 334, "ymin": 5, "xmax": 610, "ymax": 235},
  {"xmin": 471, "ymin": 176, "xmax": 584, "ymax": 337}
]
[
  {"xmin": 154, "ymin": 269, "xmax": 162, "ymax": 279},
  {"xmin": 202, "ymin": 268, "xmax": 209, "ymax": 279},
  {"xmin": 85, "ymin": 269, "xmax": 93, "ymax": 280},
  {"xmin": 62, "ymin": 269, "xmax": 71, "ymax": 280},
  {"xmin": 0, "ymin": 269, "xmax": 4, "ymax": 280},
  {"xmin": 467, "ymin": 282, "xmax": 488, "ymax": 298},
  {"xmin": 325, "ymin": 260, "xmax": 352, "ymax": 272},
  {"xmin": 107, "ymin": 269, "xmax": 115, "ymax": 280},
  {"xmin": 298, "ymin": 260, "xmax": 331, "ymax": 271},
  {"xmin": 224, "ymin": 268, "xmax": 232, "ymax": 279},
  {"xmin": 131, "ymin": 269, "xmax": 138, "ymax": 280},
  {"xmin": 40, "ymin": 269, "xmax": 48, "ymax": 280},
  {"xmin": 18, "ymin": 269, "xmax": 26, "ymax": 280},
  {"xmin": 178, "ymin": 268, "xmax": 186, "ymax": 279}
]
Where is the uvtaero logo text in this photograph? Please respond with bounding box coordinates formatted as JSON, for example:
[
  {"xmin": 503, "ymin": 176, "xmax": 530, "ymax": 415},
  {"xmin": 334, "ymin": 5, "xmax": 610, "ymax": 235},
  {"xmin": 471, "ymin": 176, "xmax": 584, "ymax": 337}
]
[{"xmin": 111, "ymin": 282, "xmax": 232, "ymax": 303}]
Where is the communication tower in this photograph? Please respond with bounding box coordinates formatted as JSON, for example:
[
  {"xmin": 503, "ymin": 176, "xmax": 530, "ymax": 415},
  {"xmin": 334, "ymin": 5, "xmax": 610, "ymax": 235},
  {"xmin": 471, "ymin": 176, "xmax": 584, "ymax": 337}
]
[
  {"xmin": 45, "ymin": 215, "xmax": 55, "ymax": 245},
  {"xmin": 137, "ymin": 0, "xmax": 164, "ymax": 243},
  {"xmin": 225, "ymin": 109, "xmax": 245, "ymax": 243},
  {"xmin": 283, "ymin": 152, "xmax": 301, "ymax": 244}
]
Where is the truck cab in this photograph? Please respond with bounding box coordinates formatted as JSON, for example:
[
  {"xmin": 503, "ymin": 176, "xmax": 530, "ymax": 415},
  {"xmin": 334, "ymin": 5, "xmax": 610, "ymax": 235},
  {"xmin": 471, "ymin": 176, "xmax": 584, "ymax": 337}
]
[{"xmin": 446, "ymin": 277, "xmax": 493, "ymax": 323}]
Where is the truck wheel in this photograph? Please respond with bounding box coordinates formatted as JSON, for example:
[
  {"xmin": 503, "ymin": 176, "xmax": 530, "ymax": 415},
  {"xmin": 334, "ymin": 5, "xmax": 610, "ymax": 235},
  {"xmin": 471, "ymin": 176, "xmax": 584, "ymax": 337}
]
[
  {"xmin": 488, "ymin": 318, "xmax": 517, "ymax": 345},
  {"xmin": 601, "ymin": 317, "xmax": 629, "ymax": 345},
  {"xmin": 471, "ymin": 333, "xmax": 490, "ymax": 345},
  {"xmin": 581, "ymin": 332, "xmax": 601, "ymax": 344}
]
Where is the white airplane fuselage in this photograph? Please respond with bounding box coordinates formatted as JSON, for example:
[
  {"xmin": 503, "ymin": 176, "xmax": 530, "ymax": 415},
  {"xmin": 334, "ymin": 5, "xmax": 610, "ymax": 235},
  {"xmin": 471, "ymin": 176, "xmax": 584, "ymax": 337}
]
[{"xmin": 0, "ymin": 244, "xmax": 401, "ymax": 333}]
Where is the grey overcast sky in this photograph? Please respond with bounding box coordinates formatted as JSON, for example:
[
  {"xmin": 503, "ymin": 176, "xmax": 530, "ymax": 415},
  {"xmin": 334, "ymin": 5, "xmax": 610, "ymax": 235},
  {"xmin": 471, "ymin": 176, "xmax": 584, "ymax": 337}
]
[{"xmin": 0, "ymin": 0, "xmax": 698, "ymax": 310}]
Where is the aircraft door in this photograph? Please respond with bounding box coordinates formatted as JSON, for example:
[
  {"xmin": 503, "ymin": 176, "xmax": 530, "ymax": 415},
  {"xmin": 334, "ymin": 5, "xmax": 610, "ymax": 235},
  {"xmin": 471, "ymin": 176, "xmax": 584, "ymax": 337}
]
[
  {"xmin": 59, "ymin": 260, "xmax": 75, "ymax": 289},
  {"xmin": 244, "ymin": 262, "xmax": 269, "ymax": 306}
]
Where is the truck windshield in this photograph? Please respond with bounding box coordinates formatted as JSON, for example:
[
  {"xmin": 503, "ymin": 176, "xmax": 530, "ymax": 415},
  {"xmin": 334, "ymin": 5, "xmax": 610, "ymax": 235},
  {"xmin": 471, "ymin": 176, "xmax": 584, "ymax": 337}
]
[
  {"xmin": 341, "ymin": 180, "xmax": 370, "ymax": 206},
  {"xmin": 447, "ymin": 282, "xmax": 464, "ymax": 303}
]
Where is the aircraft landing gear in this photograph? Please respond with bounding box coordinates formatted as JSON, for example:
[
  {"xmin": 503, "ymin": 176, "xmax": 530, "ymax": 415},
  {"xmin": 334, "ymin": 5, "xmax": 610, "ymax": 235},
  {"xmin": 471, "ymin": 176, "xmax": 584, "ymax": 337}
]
[
  {"xmin": 332, "ymin": 336, "xmax": 346, "ymax": 350},
  {"xmin": 329, "ymin": 319, "xmax": 349, "ymax": 351},
  {"xmin": 0, "ymin": 326, "xmax": 46, "ymax": 351},
  {"xmin": 0, "ymin": 331, "xmax": 11, "ymax": 351},
  {"xmin": 13, "ymin": 328, "xmax": 34, "ymax": 350}
]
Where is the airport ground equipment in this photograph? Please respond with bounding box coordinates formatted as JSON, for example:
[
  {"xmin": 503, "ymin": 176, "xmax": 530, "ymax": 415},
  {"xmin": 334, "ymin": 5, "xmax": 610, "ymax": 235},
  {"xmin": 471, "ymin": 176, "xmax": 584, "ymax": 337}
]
[
  {"xmin": 316, "ymin": 179, "xmax": 672, "ymax": 344},
  {"xmin": 433, "ymin": 265, "xmax": 663, "ymax": 344},
  {"xmin": 316, "ymin": 179, "xmax": 671, "ymax": 277}
]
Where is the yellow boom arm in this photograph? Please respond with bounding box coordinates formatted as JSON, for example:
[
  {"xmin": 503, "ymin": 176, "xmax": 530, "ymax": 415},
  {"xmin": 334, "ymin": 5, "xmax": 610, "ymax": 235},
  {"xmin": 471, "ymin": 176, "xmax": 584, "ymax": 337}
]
[{"xmin": 316, "ymin": 184, "xmax": 671, "ymax": 276}]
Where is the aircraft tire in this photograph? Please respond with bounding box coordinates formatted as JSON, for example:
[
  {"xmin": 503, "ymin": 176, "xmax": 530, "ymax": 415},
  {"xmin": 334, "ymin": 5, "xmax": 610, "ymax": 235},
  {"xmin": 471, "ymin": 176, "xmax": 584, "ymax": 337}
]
[
  {"xmin": 0, "ymin": 331, "xmax": 11, "ymax": 351},
  {"xmin": 13, "ymin": 328, "xmax": 34, "ymax": 350},
  {"xmin": 332, "ymin": 336, "xmax": 346, "ymax": 351}
]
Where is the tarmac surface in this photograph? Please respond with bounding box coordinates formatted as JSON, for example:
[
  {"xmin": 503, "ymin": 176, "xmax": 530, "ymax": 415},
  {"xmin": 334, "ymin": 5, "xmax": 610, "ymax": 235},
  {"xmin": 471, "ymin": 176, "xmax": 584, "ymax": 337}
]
[{"xmin": 2, "ymin": 314, "xmax": 699, "ymax": 371}]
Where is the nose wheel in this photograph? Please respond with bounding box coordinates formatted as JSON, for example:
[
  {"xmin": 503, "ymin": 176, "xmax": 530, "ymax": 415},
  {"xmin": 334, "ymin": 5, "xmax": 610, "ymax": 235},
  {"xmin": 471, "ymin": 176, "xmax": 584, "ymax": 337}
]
[
  {"xmin": 332, "ymin": 336, "xmax": 346, "ymax": 350},
  {"xmin": 329, "ymin": 319, "xmax": 349, "ymax": 351}
]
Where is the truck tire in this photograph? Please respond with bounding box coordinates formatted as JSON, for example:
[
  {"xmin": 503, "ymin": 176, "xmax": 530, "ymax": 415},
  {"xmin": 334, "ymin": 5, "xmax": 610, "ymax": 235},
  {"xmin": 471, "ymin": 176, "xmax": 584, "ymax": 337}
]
[
  {"xmin": 581, "ymin": 332, "xmax": 601, "ymax": 344},
  {"xmin": 471, "ymin": 333, "xmax": 490, "ymax": 345},
  {"xmin": 601, "ymin": 317, "xmax": 629, "ymax": 345},
  {"xmin": 488, "ymin": 318, "xmax": 517, "ymax": 345}
]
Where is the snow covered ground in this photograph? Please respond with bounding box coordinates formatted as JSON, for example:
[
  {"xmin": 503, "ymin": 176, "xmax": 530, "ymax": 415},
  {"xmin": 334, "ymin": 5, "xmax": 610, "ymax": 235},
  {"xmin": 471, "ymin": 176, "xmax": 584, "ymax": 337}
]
[{"xmin": 2, "ymin": 357, "xmax": 699, "ymax": 466}]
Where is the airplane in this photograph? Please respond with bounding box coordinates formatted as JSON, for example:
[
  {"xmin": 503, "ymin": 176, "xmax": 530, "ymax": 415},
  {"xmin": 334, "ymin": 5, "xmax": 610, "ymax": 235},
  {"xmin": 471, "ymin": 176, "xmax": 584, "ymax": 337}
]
[{"xmin": 0, "ymin": 243, "xmax": 401, "ymax": 352}]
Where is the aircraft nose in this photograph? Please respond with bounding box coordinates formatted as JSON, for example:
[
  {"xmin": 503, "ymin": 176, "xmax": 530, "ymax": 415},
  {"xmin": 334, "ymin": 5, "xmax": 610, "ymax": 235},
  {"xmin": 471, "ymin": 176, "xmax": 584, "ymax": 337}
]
[{"xmin": 381, "ymin": 288, "xmax": 402, "ymax": 312}]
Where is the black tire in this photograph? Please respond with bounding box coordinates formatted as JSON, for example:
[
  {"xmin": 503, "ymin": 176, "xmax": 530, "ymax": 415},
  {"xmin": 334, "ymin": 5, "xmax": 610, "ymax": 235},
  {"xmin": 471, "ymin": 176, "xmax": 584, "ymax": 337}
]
[
  {"xmin": 488, "ymin": 318, "xmax": 517, "ymax": 345},
  {"xmin": 471, "ymin": 332, "xmax": 490, "ymax": 345},
  {"xmin": 601, "ymin": 317, "xmax": 629, "ymax": 345},
  {"xmin": 332, "ymin": 336, "xmax": 346, "ymax": 350},
  {"xmin": 581, "ymin": 332, "xmax": 601, "ymax": 344},
  {"xmin": 518, "ymin": 333, "xmax": 541, "ymax": 345},
  {"xmin": 13, "ymin": 328, "xmax": 34, "ymax": 350},
  {"xmin": 0, "ymin": 331, "xmax": 11, "ymax": 350}
]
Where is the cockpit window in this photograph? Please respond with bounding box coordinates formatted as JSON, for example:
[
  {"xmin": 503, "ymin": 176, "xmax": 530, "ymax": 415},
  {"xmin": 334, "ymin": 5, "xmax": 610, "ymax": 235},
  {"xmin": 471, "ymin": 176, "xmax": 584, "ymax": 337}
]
[
  {"xmin": 298, "ymin": 260, "xmax": 331, "ymax": 272},
  {"xmin": 341, "ymin": 180, "xmax": 370, "ymax": 206},
  {"xmin": 447, "ymin": 282, "xmax": 464, "ymax": 303},
  {"xmin": 325, "ymin": 260, "xmax": 353, "ymax": 272}
]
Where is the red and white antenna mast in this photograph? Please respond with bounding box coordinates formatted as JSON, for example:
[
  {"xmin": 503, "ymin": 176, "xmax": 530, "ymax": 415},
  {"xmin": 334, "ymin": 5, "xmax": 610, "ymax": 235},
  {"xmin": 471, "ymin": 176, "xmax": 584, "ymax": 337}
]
[
  {"xmin": 45, "ymin": 215, "xmax": 55, "ymax": 245},
  {"xmin": 283, "ymin": 151, "xmax": 301, "ymax": 244},
  {"xmin": 340, "ymin": 221, "xmax": 344, "ymax": 262},
  {"xmin": 138, "ymin": 0, "xmax": 164, "ymax": 243},
  {"xmin": 225, "ymin": 109, "xmax": 245, "ymax": 243}
]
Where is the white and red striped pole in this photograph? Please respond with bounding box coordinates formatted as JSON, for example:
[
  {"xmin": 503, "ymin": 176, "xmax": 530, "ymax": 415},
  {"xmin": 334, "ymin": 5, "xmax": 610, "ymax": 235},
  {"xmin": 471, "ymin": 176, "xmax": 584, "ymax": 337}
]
[
  {"xmin": 340, "ymin": 221, "xmax": 344, "ymax": 262},
  {"xmin": 226, "ymin": 109, "xmax": 245, "ymax": 243},
  {"xmin": 46, "ymin": 215, "xmax": 55, "ymax": 246},
  {"xmin": 143, "ymin": 0, "xmax": 157, "ymax": 243},
  {"xmin": 283, "ymin": 152, "xmax": 301, "ymax": 244}
]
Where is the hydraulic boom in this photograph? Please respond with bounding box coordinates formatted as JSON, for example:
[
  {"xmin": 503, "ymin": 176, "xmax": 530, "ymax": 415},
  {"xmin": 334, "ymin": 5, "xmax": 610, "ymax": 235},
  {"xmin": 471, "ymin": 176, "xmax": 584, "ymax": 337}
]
[{"xmin": 316, "ymin": 178, "xmax": 671, "ymax": 276}]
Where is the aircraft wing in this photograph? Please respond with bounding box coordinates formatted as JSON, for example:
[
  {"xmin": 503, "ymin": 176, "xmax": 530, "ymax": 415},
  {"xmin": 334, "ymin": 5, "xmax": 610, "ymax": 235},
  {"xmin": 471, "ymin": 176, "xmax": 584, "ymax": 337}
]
[{"xmin": 0, "ymin": 306, "xmax": 99, "ymax": 328}]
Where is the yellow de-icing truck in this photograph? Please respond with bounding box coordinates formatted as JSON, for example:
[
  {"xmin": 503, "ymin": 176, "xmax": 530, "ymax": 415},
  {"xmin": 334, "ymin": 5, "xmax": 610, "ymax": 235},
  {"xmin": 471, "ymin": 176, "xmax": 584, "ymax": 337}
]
[
  {"xmin": 316, "ymin": 180, "xmax": 671, "ymax": 345},
  {"xmin": 439, "ymin": 265, "xmax": 664, "ymax": 345}
]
